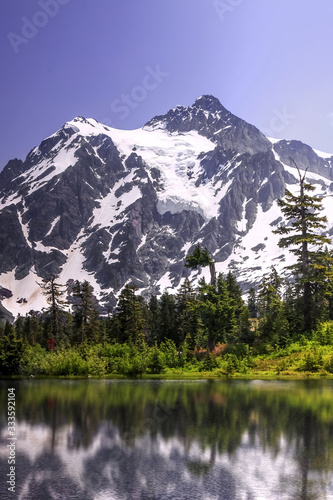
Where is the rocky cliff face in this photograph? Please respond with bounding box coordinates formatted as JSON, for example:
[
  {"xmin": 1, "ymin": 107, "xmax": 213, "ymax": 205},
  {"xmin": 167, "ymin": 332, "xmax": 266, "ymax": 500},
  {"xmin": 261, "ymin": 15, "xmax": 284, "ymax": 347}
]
[{"xmin": 0, "ymin": 95, "xmax": 332, "ymax": 316}]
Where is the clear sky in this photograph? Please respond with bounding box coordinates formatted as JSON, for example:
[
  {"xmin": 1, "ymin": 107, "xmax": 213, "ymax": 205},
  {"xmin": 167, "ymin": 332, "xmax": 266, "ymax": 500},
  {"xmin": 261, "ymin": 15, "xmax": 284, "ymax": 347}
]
[{"xmin": 1, "ymin": 0, "xmax": 333, "ymax": 168}]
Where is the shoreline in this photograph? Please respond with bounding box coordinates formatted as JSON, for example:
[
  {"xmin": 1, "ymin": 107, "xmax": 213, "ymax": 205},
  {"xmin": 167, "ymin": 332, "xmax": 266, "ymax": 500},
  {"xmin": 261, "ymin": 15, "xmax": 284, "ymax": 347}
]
[{"xmin": 3, "ymin": 372, "xmax": 333, "ymax": 381}]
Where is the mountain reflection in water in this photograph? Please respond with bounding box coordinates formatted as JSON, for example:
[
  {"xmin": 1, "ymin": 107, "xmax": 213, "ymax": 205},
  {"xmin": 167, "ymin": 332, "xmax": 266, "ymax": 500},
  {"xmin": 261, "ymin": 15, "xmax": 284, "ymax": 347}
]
[{"xmin": 1, "ymin": 379, "xmax": 333, "ymax": 500}]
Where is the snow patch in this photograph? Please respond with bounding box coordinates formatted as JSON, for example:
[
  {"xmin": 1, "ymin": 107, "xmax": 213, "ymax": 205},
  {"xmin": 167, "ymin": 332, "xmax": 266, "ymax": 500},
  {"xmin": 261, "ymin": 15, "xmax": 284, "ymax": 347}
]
[{"xmin": 0, "ymin": 268, "xmax": 48, "ymax": 316}]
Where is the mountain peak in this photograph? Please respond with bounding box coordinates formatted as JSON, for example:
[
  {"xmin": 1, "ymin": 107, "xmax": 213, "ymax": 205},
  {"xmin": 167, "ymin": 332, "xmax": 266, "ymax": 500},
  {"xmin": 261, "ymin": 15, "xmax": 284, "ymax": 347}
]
[
  {"xmin": 72, "ymin": 116, "xmax": 89, "ymax": 123},
  {"xmin": 192, "ymin": 95, "xmax": 227, "ymax": 114}
]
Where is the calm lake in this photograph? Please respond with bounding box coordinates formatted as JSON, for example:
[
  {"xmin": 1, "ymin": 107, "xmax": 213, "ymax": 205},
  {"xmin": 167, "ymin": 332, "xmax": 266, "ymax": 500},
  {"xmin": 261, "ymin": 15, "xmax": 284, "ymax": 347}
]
[{"xmin": 1, "ymin": 378, "xmax": 333, "ymax": 500}]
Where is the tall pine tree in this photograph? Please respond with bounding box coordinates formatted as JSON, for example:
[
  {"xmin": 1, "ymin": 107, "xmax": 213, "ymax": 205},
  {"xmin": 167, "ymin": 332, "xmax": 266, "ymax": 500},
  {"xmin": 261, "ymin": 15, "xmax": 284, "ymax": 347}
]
[
  {"xmin": 273, "ymin": 159, "xmax": 332, "ymax": 332},
  {"xmin": 72, "ymin": 280, "xmax": 100, "ymax": 343},
  {"xmin": 116, "ymin": 284, "xmax": 146, "ymax": 344},
  {"xmin": 257, "ymin": 267, "xmax": 289, "ymax": 346},
  {"xmin": 38, "ymin": 276, "xmax": 67, "ymax": 341}
]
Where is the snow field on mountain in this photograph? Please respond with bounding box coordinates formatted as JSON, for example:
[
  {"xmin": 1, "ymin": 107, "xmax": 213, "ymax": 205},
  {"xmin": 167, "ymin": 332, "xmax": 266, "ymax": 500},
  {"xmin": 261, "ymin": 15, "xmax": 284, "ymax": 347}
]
[
  {"xmin": 110, "ymin": 127, "xmax": 220, "ymax": 219},
  {"xmin": 313, "ymin": 148, "xmax": 333, "ymax": 160},
  {"xmin": 65, "ymin": 118, "xmax": 220, "ymax": 220},
  {"xmin": 59, "ymin": 230, "xmax": 103, "ymax": 298},
  {"xmin": 0, "ymin": 268, "xmax": 48, "ymax": 317},
  {"xmin": 219, "ymin": 201, "xmax": 289, "ymax": 285}
]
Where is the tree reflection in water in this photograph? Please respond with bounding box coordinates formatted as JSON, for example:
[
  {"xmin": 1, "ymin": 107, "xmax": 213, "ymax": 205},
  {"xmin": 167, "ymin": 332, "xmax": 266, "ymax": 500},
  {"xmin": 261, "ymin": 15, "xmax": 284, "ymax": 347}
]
[{"xmin": 1, "ymin": 379, "xmax": 333, "ymax": 499}]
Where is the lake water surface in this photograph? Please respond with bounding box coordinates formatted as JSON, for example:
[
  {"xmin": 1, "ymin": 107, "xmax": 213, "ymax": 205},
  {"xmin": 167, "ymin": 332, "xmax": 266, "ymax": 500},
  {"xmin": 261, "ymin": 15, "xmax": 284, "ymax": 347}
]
[{"xmin": 1, "ymin": 378, "xmax": 333, "ymax": 500}]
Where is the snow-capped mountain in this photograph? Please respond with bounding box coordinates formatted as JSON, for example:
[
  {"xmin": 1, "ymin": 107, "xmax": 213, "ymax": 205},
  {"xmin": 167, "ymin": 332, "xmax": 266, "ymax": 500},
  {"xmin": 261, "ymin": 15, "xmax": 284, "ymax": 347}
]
[{"xmin": 0, "ymin": 95, "xmax": 333, "ymax": 318}]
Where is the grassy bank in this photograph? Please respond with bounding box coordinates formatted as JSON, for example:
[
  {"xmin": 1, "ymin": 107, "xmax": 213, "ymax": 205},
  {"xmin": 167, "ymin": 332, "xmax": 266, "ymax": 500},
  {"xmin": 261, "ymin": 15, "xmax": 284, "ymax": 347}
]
[{"xmin": 3, "ymin": 335, "xmax": 333, "ymax": 380}]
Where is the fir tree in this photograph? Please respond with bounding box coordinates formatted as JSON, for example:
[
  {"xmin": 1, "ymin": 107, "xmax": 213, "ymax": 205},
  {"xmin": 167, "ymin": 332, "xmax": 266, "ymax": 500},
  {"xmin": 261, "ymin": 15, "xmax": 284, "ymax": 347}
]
[
  {"xmin": 247, "ymin": 287, "xmax": 258, "ymax": 318},
  {"xmin": 257, "ymin": 267, "xmax": 289, "ymax": 346},
  {"xmin": 158, "ymin": 292, "xmax": 177, "ymax": 344},
  {"xmin": 116, "ymin": 284, "xmax": 146, "ymax": 344},
  {"xmin": 283, "ymin": 281, "xmax": 303, "ymax": 336},
  {"xmin": 175, "ymin": 278, "xmax": 199, "ymax": 348},
  {"xmin": 0, "ymin": 327, "xmax": 26, "ymax": 375},
  {"xmin": 38, "ymin": 276, "xmax": 67, "ymax": 341},
  {"xmin": 226, "ymin": 271, "xmax": 244, "ymax": 317},
  {"xmin": 273, "ymin": 159, "xmax": 332, "ymax": 331},
  {"xmin": 147, "ymin": 295, "xmax": 160, "ymax": 344},
  {"xmin": 237, "ymin": 306, "xmax": 254, "ymax": 344},
  {"xmin": 72, "ymin": 280, "xmax": 99, "ymax": 343},
  {"xmin": 185, "ymin": 244, "xmax": 216, "ymax": 287},
  {"xmin": 197, "ymin": 274, "xmax": 236, "ymax": 350},
  {"xmin": 310, "ymin": 246, "xmax": 333, "ymax": 324},
  {"xmin": 23, "ymin": 311, "xmax": 44, "ymax": 345}
]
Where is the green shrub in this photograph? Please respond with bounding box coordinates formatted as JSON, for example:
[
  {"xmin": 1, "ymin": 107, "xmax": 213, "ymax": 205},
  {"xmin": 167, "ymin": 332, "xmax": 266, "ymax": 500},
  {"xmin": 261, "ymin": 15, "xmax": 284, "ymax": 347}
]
[
  {"xmin": 118, "ymin": 354, "xmax": 147, "ymax": 377},
  {"xmin": 228, "ymin": 343, "xmax": 249, "ymax": 359},
  {"xmin": 313, "ymin": 322, "xmax": 333, "ymax": 346},
  {"xmin": 324, "ymin": 355, "xmax": 333, "ymax": 373},
  {"xmin": 21, "ymin": 344, "xmax": 48, "ymax": 375},
  {"xmin": 103, "ymin": 343, "xmax": 132, "ymax": 373},
  {"xmin": 159, "ymin": 339, "xmax": 180, "ymax": 368},
  {"xmin": 146, "ymin": 346, "xmax": 166, "ymax": 374},
  {"xmin": 298, "ymin": 349, "xmax": 323, "ymax": 372},
  {"xmin": 199, "ymin": 353, "xmax": 219, "ymax": 372},
  {"xmin": 217, "ymin": 353, "xmax": 240, "ymax": 376},
  {"xmin": 46, "ymin": 350, "xmax": 89, "ymax": 376},
  {"xmin": 87, "ymin": 356, "xmax": 107, "ymax": 376}
]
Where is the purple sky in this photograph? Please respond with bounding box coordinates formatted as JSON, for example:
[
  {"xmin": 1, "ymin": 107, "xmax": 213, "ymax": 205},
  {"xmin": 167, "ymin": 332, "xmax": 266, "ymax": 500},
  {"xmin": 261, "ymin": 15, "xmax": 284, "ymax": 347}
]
[{"xmin": 1, "ymin": 0, "xmax": 333, "ymax": 168}]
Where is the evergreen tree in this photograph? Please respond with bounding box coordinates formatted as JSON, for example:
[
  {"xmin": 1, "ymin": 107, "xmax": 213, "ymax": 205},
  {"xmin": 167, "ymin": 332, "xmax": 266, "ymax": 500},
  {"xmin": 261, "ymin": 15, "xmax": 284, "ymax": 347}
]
[
  {"xmin": 237, "ymin": 306, "xmax": 254, "ymax": 344},
  {"xmin": 175, "ymin": 278, "xmax": 200, "ymax": 348},
  {"xmin": 0, "ymin": 328, "xmax": 26, "ymax": 375},
  {"xmin": 216, "ymin": 274, "xmax": 238, "ymax": 343},
  {"xmin": 247, "ymin": 287, "xmax": 258, "ymax": 318},
  {"xmin": 72, "ymin": 280, "xmax": 100, "ymax": 343},
  {"xmin": 197, "ymin": 274, "xmax": 236, "ymax": 350},
  {"xmin": 283, "ymin": 281, "xmax": 303, "ymax": 336},
  {"xmin": 147, "ymin": 295, "xmax": 160, "ymax": 344},
  {"xmin": 257, "ymin": 267, "xmax": 289, "ymax": 346},
  {"xmin": 38, "ymin": 276, "xmax": 67, "ymax": 341},
  {"xmin": 158, "ymin": 292, "xmax": 177, "ymax": 344},
  {"xmin": 14, "ymin": 315, "xmax": 25, "ymax": 340},
  {"xmin": 23, "ymin": 311, "xmax": 44, "ymax": 345},
  {"xmin": 226, "ymin": 271, "xmax": 244, "ymax": 318},
  {"xmin": 106, "ymin": 313, "xmax": 122, "ymax": 344},
  {"xmin": 273, "ymin": 159, "xmax": 332, "ymax": 332},
  {"xmin": 116, "ymin": 284, "xmax": 146, "ymax": 344},
  {"xmin": 310, "ymin": 246, "xmax": 333, "ymax": 322},
  {"xmin": 185, "ymin": 244, "xmax": 216, "ymax": 287}
]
